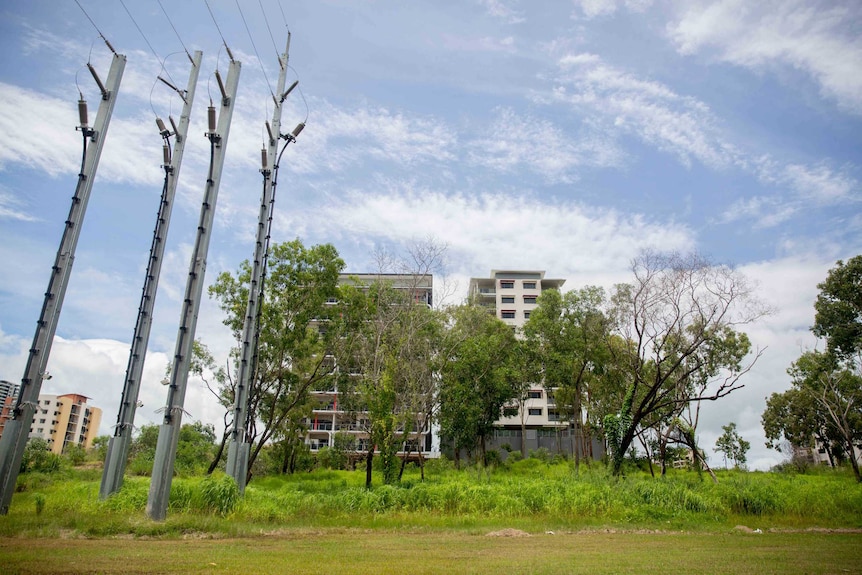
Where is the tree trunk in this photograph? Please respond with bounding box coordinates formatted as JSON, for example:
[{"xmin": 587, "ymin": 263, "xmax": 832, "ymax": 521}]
[
  {"xmin": 207, "ymin": 430, "xmax": 229, "ymax": 475},
  {"xmin": 365, "ymin": 448, "xmax": 374, "ymax": 489}
]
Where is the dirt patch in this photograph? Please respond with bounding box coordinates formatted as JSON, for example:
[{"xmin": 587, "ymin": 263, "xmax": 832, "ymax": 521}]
[{"xmin": 486, "ymin": 528, "xmax": 531, "ymax": 537}]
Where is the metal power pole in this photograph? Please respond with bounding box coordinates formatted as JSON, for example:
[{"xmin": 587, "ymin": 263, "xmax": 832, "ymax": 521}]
[
  {"xmin": 225, "ymin": 33, "xmax": 293, "ymax": 493},
  {"xmin": 100, "ymin": 51, "xmax": 202, "ymax": 500},
  {"xmin": 147, "ymin": 58, "xmax": 241, "ymax": 521},
  {"xmin": 0, "ymin": 52, "xmax": 126, "ymax": 515}
]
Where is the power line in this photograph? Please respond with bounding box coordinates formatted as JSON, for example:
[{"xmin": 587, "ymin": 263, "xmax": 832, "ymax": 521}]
[
  {"xmin": 204, "ymin": 0, "xmax": 234, "ymax": 61},
  {"xmin": 258, "ymin": 0, "xmax": 281, "ymax": 63},
  {"xmin": 157, "ymin": 0, "xmax": 194, "ymax": 65},
  {"xmin": 236, "ymin": 0, "xmax": 274, "ymax": 97},
  {"xmin": 73, "ymin": 0, "xmax": 116, "ymax": 54},
  {"xmin": 276, "ymin": 0, "xmax": 289, "ymax": 29},
  {"xmin": 119, "ymin": 0, "xmax": 178, "ymax": 89}
]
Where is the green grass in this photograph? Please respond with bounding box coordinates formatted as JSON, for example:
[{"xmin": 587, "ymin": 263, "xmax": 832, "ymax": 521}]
[{"xmin": 1, "ymin": 461, "xmax": 860, "ymax": 539}]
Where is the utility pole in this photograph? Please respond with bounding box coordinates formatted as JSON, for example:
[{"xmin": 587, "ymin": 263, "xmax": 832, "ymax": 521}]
[
  {"xmin": 147, "ymin": 57, "xmax": 241, "ymax": 521},
  {"xmin": 225, "ymin": 33, "xmax": 294, "ymax": 494},
  {"xmin": 100, "ymin": 51, "xmax": 202, "ymax": 500},
  {"xmin": 0, "ymin": 51, "xmax": 126, "ymax": 515}
]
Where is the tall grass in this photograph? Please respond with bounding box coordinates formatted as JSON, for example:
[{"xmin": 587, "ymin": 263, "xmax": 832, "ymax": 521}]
[{"xmin": 2, "ymin": 460, "xmax": 860, "ymax": 537}]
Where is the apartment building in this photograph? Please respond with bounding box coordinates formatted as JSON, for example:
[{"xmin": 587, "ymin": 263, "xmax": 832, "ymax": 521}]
[
  {"xmin": 305, "ymin": 273, "xmax": 438, "ymax": 459},
  {"xmin": 28, "ymin": 393, "xmax": 102, "ymax": 454},
  {"xmin": 469, "ymin": 270, "xmax": 565, "ymax": 431},
  {"xmin": 0, "ymin": 380, "xmax": 19, "ymax": 440}
]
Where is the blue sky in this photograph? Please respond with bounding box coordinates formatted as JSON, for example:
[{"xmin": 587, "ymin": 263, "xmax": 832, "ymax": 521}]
[{"xmin": 0, "ymin": 0, "xmax": 860, "ymax": 470}]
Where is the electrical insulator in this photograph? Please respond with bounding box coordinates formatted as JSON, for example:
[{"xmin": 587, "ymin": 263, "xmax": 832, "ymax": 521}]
[
  {"xmin": 266, "ymin": 121, "xmax": 274, "ymax": 144},
  {"xmin": 215, "ymin": 70, "xmax": 227, "ymax": 101},
  {"xmin": 156, "ymin": 117, "xmax": 168, "ymax": 135},
  {"xmin": 208, "ymin": 105, "xmax": 217, "ymax": 133},
  {"xmin": 260, "ymin": 148, "xmax": 268, "ymax": 170},
  {"xmin": 169, "ymin": 116, "xmax": 179, "ymax": 136},
  {"xmin": 281, "ymin": 80, "xmax": 298, "ymax": 102},
  {"xmin": 78, "ymin": 99, "xmax": 88, "ymax": 128},
  {"xmin": 163, "ymin": 144, "xmax": 170, "ymax": 165},
  {"xmin": 292, "ymin": 122, "xmax": 305, "ymax": 138}
]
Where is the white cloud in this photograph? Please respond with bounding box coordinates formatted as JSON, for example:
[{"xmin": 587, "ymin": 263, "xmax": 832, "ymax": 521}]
[
  {"xmin": 546, "ymin": 53, "xmax": 737, "ymax": 168},
  {"xmin": 572, "ymin": 0, "xmax": 654, "ymax": 19},
  {"xmin": 667, "ymin": 0, "xmax": 862, "ymax": 114},
  {"xmin": 0, "ymin": 188, "xmax": 39, "ymax": 222},
  {"xmin": 466, "ymin": 107, "xmax": 624, "ymax": 182},
  {"xmin": 478, "ymin": 0, "xmax": 526, "ymax": 24}
]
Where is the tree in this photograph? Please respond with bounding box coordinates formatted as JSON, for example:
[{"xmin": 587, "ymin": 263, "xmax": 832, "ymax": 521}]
[
  {"xmin": 438, "ymin": 302, "xmax": 519, "ymax": 468},
  {"xmin": 813, "ymin": 256, "xmax": 862, "ymax": 360},
  {"xmin": 787, "ymin": 350, "xmax": 862, "ymax": 481},
  {"xmin": 603, "ymin": 251, "xmax": 764, "ymax": 475},
  {"xmin": 209, "ymin": 239, "xmax": 345, "ymax": 483},
  {"xmin": 762, "ymin": 387, "xmax": 840, "ymax": 465},
  {"xmin": 523, "ymin": 286, "xmax": 610, "ymax": 470},
  {"xmin": 714, "ymin": 422, "xmax": 750, "ymax": 469}
]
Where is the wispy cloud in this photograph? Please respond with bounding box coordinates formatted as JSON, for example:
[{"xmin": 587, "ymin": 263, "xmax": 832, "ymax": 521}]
[
  {"xmin": 544, "ymin": 52, "xmax": 736, "ymax": 168},
  {"xmin": 0, "ymin": 188, "xmax": 39, "ymax": 222},
  {"xmin": 478, "ymin": 0, "xmax": 526, "ymax": 24},
  {"xmin": 571, "ymin": 0, "xmax": 654, "ymax": 19},
  {"xmin": 466, "ymin": 107, "xmax": 623, "ymax": 183},
  {"xmin": 667, "ymin": 0, "xmax": 862, "ymax": 115}
]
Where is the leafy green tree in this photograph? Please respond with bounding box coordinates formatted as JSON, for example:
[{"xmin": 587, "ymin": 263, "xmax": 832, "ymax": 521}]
[
  {"xmin": 438, "ymin": 303, "xmax": 519, "ymax": 468},
  {"xmin": 90, "ymin": 435, "xmax": 110, "ymax": 463},
  {"xmin": 604, "ymin": 251, "xmax": 764, "ymax": 475},
  {"xmin": 209, "ymin": 239, "xmax": 345, "ymax": 483},
  {"xmin": 127, "ymin": 422, "xmax": 216, "ymax": 476},
  {"xmin": 786, "ymin": 350, "xmax": 862, "ymax": 481},
  {"xmin": 63, "ymin": 444, "xmax": 86, "ymax": 466},
  {"xmin": 813, "ymin": 256, "xmax": 862, "ymax": 360},
  {"xmin": 523, "ymin": 286, "xmax": 610, "ymax": 469},
  {"xmin": 762, "ymin": 387, "xmax": 841, "ymax": 465},
  {"xmin": 714, "ymin": 422, "xmax": 750, "ymax": 469},
  {"xmin": 20, "ymin": 438, "xmax": 61, "ymax": 473}
]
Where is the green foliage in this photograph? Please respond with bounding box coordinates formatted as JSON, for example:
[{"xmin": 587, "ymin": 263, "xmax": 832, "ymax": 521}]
[
  {"xmin": 714, "ymin": 422, "xmax": 750, "ymax": 469},
  {"xmin": 20, "ymin": 438, "xmax": 61, "ymax": 474},
  {"xmin": 63, "ymin": 444, "xmax": 86, "ymax": 466},
  {"xmin": 197, "ymin": 472, "xmax": 240, "ymax": 516},
  {"xmin": 813, "ymin": 255, "xmax": 862, "ymax": 359},
  {"xmin": 33, "ymin": 493, "xmax": 46, "ymax": 515},
  {"xmin": 89, "ymin": 435, "xmax": 109, "ymax": 463}
]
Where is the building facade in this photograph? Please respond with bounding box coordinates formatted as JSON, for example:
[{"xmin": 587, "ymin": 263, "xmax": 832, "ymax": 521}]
[
  {"xmin": 28, "ymin": 393, "xmax": 102, "ymax": 454},
  {"xmin": 469, "ymin": 270, "xmax": 566, "ymax": 431},
  {"xmin": 304, "ymin": 273, "xmax": 439, "ymax": 460}
]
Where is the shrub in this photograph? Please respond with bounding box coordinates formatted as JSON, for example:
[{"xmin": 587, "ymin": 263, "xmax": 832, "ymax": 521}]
[
  {"xmin": 33, "ymin": 493, "xmax": 46, "ymax": 515},
  {"xmin": 196, "ymin": 472, "xmax": 239, "ymax": 516}
]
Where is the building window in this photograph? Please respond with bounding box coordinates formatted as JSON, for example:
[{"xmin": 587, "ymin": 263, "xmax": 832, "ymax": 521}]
[
  {"xmin": 39, "ymin": 419, "xmax": 45, "ymax": 424},
  {"xmin": 527, "ymin": 390, "xmax": 542, "ymax": 399},
  {"xmin": 501, "ymin": 296, "xmax": 515, "ymax": 304},
  {"xmin": 548, "ymin": 409, "xmax": 560, "ymax": 422},
  {"xmin": 523, "ymin": 281, "xmax": 537, "ymax": 289},
  {"xmin": 501, "ymin": 310, "xmax": 516, "ymax": 319},
  {"xmin": 500, "ymin": 280, "xmax": 514, "ymax": 289},
  {"xmin": 528, "ymin": 408, "xmax": 542, "ymax": 416},
  {"xmin": 523, "ymin": 295, "xmax": 537, "ymax": 304},
  {"xmin": 523, "ymin": 311, "xmax": 531, "ymax": 319}
]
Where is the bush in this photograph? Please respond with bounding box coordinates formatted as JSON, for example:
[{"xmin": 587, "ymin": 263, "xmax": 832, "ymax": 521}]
[
  {"xmin": 196, "ymin": 472, "xmax": 239, "ymax": 516},
  {"xmin": 21, "ymin": 439, "xmax": 61, "ymax": 474},
  {"xmin": 529, "ymin": 448, "xmax": 552, "ymax": 463}
]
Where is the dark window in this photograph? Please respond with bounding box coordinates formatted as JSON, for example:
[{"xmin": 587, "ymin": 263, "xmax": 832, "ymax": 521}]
[
  {"xmin": 501, "ymin": 296, "xmax": 515, "ymax": 304},
  {"xmin": 500, "ymin": 280, "xmax": 514, "ymax": 289},
  {"xmin": 523, "ymin": 295, "xmax": 537, "ymax": 304},
  {"xmin": 523, "ymin": 281, "xmax": 537, "ymax": 289},
  {"xmin": 523, "ymin": 311, "xmax": 531, "ymax": 319},
  {"xmin": 548, "ymin": 409, "xmax": 560, "ymax": 422},
  {"xmin": 501, "ymin": 310, "xmax": 516, "ymax": 319},
  {"xmin": 528, "ymin": 390, "xmax": 542, "ymax": 399},
  {"xmin": 528, "ymin": 408, "xmax": 542, "ymax": 416}
]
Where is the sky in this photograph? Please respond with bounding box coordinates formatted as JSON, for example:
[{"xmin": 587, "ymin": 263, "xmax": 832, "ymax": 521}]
[{"xmin": 0, "ymin": 0, "xmax": 859, "ymax": 471}]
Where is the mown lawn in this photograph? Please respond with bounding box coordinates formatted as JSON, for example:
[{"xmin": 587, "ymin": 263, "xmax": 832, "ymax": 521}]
[{"xmin": 2, "ymin": 529, "xmax": 861, "ymax": 574}]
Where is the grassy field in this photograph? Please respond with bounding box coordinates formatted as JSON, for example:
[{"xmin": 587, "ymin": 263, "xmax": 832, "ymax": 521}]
[{"xmin": 1, "ymin": 461, "xmax": 860, "ymax": 573}]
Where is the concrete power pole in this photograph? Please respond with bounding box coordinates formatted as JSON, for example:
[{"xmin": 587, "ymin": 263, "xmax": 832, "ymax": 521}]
[
  {"xmin": 225, "ymin": 33, "xmax": 293, "ymax": 494},
  {"xmin": 0, "ymin": 52, "xmax": 126, "ymax": 515},
  {"xmin": 146, "ymin": 58, "xmax": 241, "ymax": 521},
  {"xmin": 100, "ymin": 51, "xmax": 202, "ymax": 500}
]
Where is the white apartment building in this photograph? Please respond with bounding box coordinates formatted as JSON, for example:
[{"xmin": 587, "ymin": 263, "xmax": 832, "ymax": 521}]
[
  {"xmin": 28, "ymin": 393, "xmax": 102, "ymax": 454},
  {"xmin": 304, "ymin": 273, "xmax": 439, "ymax": 460},
  {"xmin": 468, "ymin": 270, "xmax": 566, "ymax": 431}
]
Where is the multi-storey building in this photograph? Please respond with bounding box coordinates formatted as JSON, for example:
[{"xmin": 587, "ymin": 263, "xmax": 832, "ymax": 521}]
[
  {"xmin": 27, "ymin": 393, "xmax": 102, "ymax": 454},
  {"xmin": 468, "ymin": 270, "xmax": 605, "ymax": 459},
  {"xmin": 469, "ymin": 270, "xmax": 565, "ymax": 431},
  {"xmin": 305, "ymin": 273, "xmax": 439, "ymax": 460}
]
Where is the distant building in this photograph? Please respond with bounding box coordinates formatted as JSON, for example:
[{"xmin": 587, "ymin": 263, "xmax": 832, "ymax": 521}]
[
  {"xmin": 0, "ymin": 379, "xmax": 19, "ymax": 404},
  {"xmin": 0, "ymin": 380, "xmax": 19, "ymax": 441},
  {"xmin": 304, "ymin": 273, "xmax": 438, "ymax": 460},
  {"xmin": 28, "ymin": 393, "xmax": 102, "ymax": 454},
  {"xmin": 467, "ymin": 270, "xmax": 604, "ymax": 460}
]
